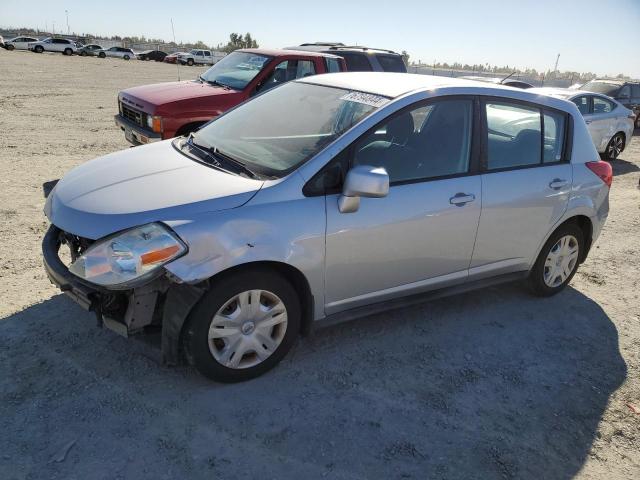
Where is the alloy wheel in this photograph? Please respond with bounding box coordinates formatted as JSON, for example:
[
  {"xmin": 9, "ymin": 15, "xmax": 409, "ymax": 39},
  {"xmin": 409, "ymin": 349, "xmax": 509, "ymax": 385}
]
[
  {"xmin": 208, "ymin": 289, "xmax": 288, "ymax": 369},
  {"xmin": 543, "ymin": 235, "xmax": 579, "ymax": 287},
  {"xmin": 607, "ymin": 134, "xmax": 623, "ymax": 159}
]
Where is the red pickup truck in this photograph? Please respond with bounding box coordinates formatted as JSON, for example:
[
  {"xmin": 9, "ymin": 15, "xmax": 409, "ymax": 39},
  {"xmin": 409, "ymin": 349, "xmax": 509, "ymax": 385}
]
[{"xmin": 115, "ymin": 48, "xmax": 346, "ymax": 145}]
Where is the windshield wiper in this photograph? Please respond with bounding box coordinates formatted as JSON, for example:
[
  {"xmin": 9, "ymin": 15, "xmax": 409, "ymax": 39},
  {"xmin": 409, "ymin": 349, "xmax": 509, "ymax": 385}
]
[
  {"xmin": 186, "ymin": 134, "xmax": 259, "ymax": 179},
  {"xmin": 201, "ymin": 77, "xmax": 233, "ymax": 90}
]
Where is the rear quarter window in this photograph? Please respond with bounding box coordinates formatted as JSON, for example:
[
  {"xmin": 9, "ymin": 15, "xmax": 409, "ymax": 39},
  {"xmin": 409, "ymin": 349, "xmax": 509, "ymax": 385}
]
[
  {"xmin": 376, "ymin": 54, "xmax": 407, "ymax": 73},
  {"xmin": 338, "ymin": 52, "xmax": 373, "ymax": 72}
]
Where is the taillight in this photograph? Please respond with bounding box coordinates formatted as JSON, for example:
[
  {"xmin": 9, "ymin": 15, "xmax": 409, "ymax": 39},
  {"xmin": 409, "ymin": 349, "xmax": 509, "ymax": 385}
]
[{"xmin": 585, "ymin": 160, "xmax": 613, "ymax": 188}]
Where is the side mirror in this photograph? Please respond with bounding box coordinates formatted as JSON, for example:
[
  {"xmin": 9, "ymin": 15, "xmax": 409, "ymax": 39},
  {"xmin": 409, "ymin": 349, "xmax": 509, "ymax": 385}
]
[{"xmin": 338, "ymin": 165, "xmax": 389, "ymax": 213}]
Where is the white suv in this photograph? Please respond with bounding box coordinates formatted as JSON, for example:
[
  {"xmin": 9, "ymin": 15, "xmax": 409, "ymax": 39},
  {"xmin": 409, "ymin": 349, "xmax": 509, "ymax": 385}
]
[
  {"xmin": 177, "ymin": 49, "xmax": 225, "ymax": 66},
  {"xmin": 4, "ymin": 36, "xmax": 39, "ymax": 51},
  {"xmin": 97, "ymin": 47, "xmax": 137, "ymax": 60},
  {"xmin": 28, "ymin": 38, "xmax": 78, "ymax": 55}
]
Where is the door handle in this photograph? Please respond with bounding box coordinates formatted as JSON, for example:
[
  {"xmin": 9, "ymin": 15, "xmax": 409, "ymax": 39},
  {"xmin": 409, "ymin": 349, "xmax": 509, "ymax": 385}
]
[
  {"xmin": 585, "ymin": 120, "xmax": 592, "ymax": 124},
  {"xmin": 549, "ymin": 179, "xmax": 568, "ymax": 190},
  {"xmin": 449, "ymin": 193, "xmax": 475, "ymax": 206}
]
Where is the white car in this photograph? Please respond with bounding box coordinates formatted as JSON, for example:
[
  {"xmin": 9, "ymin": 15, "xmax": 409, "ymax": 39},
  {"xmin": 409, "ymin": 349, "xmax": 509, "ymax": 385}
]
[
  {"xmin": 4, "ymin": 36, "xmax": 39, "ymax": 51},
  {"xmin": 97, "ymin": 47, "xmax": 137, "ymax": 60},
  {"xmin": 28, "ymin": 38, "xmax": 78, "ymax": 55},
  {"xmin": 531, "ymin": 87, "xmax": 635, "ymax": 160},
  {"xmin": 177, "ymin": 49, "xmax": 225, "ymax": 66}
]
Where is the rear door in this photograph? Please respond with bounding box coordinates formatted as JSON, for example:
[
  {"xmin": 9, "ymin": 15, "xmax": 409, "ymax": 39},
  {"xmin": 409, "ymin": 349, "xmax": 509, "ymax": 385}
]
[
  {"xmin": 585, "ymin": 96, "xmax": 618, "ymax": 151},
  {"xmin": 471, "ymin": 98, "xmax": 572, "ymax": 278}
]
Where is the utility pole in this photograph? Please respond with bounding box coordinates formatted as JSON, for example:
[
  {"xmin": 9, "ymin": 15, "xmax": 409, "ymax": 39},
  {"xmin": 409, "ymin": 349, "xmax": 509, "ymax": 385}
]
[
  {"xmin": 65, "ymin": 10, "xmax": 70, "ymax": 34},
  {"xmin": 553, "ymin": 53, "xmax": 560, "ymax": 73}
]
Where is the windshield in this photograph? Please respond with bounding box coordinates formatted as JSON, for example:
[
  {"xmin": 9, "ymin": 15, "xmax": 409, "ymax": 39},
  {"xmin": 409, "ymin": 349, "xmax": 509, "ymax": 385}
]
[
  {"xmin": 192, "ymin": 81, "xmax": 388, "ymax": 176},
  {"xmin": 199, "ymin": 51, "xmax": 272, "ymax": 90},
  {"xmin": 581, "ymin": 81, "xmax": 621, "ymax": 97}
]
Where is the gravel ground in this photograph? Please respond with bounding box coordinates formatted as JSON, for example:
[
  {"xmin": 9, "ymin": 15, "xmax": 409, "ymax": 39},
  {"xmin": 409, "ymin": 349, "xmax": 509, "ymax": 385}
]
[{"xmin": 0, "ymin": 50, "xmax": 639, "ymax": 480}]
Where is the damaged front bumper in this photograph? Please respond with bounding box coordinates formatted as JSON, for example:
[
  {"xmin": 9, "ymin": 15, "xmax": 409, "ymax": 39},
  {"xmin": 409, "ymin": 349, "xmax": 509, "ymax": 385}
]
[{"xmin": 42, "ymin": 225, "xmax": 205, "ymax": 364}]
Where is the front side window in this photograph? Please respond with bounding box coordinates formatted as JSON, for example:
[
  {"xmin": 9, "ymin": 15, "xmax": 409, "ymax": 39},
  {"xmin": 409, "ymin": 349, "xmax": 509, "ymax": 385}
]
[
  {"xmin": 204, "ymin": 51, "xmax": 211, "ymax": 57},
  {"xmin": 485, "ymin": 102, "xmax": 541, "ymax": 169},
  {"xmin": 325, "ymin": 58, "xmax": 342, "ymax": 73},
  {"xmin": 257, "ymin": 60, "xmax": 317, "ymax": 93},
  {"xmin": 191, "ymin": 82, "xmax": 386, "ymax": 176},
  {"xmin": 353, "ymin": 99, "xmax": 473, "ymax": 183},
  {"xmin": 572, "ymin": 96, "xmax": 590, "ymax": 115},
  {"xmin": 593, "ymin": 96, "xmax": 615, "ymax": 113},
  {"xmin": 199, "ymin": 51, "xmax": 272, "ymax": 90}
]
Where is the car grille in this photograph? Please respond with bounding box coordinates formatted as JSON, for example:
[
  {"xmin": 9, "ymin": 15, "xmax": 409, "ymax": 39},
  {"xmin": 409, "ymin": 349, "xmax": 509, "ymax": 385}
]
[{"xmin": 120, "ymin": 102, "xmax": 146, "ymax": 128}]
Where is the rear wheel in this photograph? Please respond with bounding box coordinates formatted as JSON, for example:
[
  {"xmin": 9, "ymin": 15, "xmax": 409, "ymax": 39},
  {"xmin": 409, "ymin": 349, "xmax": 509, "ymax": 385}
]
[
  {"xmin": 34, "ymin": 45, "xmax": 44, "ymax": 53},
  {"xmin": 6, "ymin": 44, "xmax": 15, "ymax": 51},
  {"xmin": 123, "ymin": 54, "xmax": 130, "ymax": 60},
  {"xmin": 98, "ymin": 51, "xmax": 105, "ymax": 58},
  {"xmin": 604, "ymin": 133, "xmax": 625, "ymax": 160},
  {"xmin": 63, "ymin": 48, "xmax": 72, "ymax": 56},
  {"xmin": 185, "ymin": 269, "xmax": 301, "ymax": 382},
  {"xmin": 528, "ymin": 224, "xmax": 584, "ymax": 296}
]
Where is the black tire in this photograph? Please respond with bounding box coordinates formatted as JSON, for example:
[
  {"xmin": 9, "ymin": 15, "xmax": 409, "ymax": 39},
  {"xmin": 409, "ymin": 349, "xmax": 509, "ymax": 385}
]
[
  {"xmin": 6, "ymin": 44, "xmax": 15, "ymax": 51},
  {"xmin": 528, "ymin": 223, "xmax": 584, "ymax": 297},
  {"xmin": 185, "ymin": 268, "xmax": 301, "ymax": 382},
  {"xmin": 123, "ymin": 54, "xmax": 130, "ymax": 60},
  {"xmin": 98, "ymin": 51, "xmax": 105, "ymax": 58},
  {"xmin": 35, "ymin": 45, "xmax": 44, "ymax": 53},
  {"xmin": 604, "ymin": 132, "xmax": 625, "ymax": 160},
  {"xmin": 63, "ymin": 48, "xmax": 72, "ymax": 56},
  {"xmin": 80, "ymin": 51, "xmax": 87, "ymax": 56},
  {"xmin": 635, "ymin": 113, "xmax": 640, "ymax": 129},
  {"xmin": 187, "ymin": 58, "xmax": 194, "ymax": 66}
]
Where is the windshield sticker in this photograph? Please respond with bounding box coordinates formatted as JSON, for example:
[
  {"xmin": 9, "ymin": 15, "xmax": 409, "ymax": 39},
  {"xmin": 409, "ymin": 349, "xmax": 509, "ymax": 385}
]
[{"xmin": 340, "ymin": 92, "xmax": 389, "ymax": 108}]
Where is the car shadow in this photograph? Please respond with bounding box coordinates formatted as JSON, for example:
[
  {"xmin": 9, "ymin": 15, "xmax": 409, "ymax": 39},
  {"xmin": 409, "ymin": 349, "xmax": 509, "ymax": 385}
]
[
  {"xmin": 0, "ymin": 284, "xmax": 626, "ymax": 479},
  {"xmin": 42, "ymin": 179, "xmax": 59, "ymax": 198},
  {"xmin": 609, "ymin": 157, "xmax": 639, "ymax": 176}
]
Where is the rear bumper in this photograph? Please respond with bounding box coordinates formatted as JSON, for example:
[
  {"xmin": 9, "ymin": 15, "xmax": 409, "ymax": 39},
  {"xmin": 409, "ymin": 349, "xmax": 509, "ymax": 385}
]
[{"xmin": 114, "ymin": 114, "xmax": 162, "ymax": 146}]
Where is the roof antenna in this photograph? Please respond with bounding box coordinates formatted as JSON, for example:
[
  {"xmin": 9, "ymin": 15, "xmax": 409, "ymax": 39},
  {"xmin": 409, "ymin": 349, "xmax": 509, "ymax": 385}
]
[
  {"xmin": 500, "ymin": 71, "xmax": 516, "ymax": 84},
  {"xmin": 171, "ymin": 18, "xmax": 180, "ymax": 81}
]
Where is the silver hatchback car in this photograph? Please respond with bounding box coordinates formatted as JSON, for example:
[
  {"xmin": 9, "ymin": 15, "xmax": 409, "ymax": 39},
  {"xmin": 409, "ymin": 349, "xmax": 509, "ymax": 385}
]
[{"xmin": 43, "ymin": 73, "xmax": 612, "ymax": 382}]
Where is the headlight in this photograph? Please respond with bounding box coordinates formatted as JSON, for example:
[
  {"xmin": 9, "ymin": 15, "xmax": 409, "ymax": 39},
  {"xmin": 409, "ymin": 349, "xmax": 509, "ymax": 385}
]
[
  {"xmin": 146, "ymin": 114, "xmax": 162, "ymax": 133},
  {"xmin": 69, "ymin": 223, "xmax": 186, "ymax": 288}
]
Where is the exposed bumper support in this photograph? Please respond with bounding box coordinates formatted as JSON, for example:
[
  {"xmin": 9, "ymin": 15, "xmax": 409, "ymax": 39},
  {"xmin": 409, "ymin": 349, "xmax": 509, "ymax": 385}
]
[{"xmin": 114, "ymin": 114, "xmax": 162, "ymax": 146}]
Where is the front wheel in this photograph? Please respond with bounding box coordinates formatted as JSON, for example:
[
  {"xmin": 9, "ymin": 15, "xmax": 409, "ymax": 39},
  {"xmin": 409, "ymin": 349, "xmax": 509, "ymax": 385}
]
[
  {"xmin": 6, "ymin": 44, "xmax": 15, "ymax": 51},
  {"xmin": 528, "ymin": 224, "xmax": 584, "ymax": 296},
  {"xmin": 185, "ymin": 269, "xmax": 301, "ymax": 382},
  {"xmin": 123, "ymin": 54, "xmax": 130, "ymax": 60},
  {"xmin": 80, "ymin": 51, "xmax": 87, "ymax": 56},
  {"xmin": 604, "ymin": 133, "xmax": 625, "ymax": 160},
  {"xmin": 63, "ymin": 48, "xmax": 72, "ymax": 56},
  {"xmin": 98, "ymin": 52, "xmax": 105, "ymax": 58},
  {"xmin": 187, "ymin": 58, "xmax": 194, "ymax": 66},
  {"xmin": 34, "ymin": 45, "xmax": 44, "ymax": 53}
]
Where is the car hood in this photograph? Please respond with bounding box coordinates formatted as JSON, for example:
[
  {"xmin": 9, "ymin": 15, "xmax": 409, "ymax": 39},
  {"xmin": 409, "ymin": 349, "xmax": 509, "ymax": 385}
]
[
  {"xmin": 119, "ymin": 81, "xmax": 240, "ymax": 112},
  {"xmin": 45, "ymin": 140, "xmax": 263, "ymax": 239}
]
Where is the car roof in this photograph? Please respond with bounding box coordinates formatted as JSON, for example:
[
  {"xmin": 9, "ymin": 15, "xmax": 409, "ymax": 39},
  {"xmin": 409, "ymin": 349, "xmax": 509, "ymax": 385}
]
[
  {"xmin": 238, "ymin": 48, "xmax": 342, "ymax": 59},
  {"xmin": 291, "ymin": 43, "xmax": 401, "ymax": 55},
  {"xmin": 298, "ymin": 72, "xmax": 580, "ymax": 112}
]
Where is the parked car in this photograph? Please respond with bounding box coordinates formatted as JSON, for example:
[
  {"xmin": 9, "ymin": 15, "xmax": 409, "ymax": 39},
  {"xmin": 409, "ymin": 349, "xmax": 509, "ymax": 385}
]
[
  {"xmin": 44, "ymin": 73, "xmax": 611, "ymax": 382},
  {"xmin": 97, "ymin": 46, "xmax": 137, "ymax": 60},
  {"xmin": 288, "ymin": 42, "xmax": 407, "ymax": 73},
  {"xmin": 581, "ymin": 79, "xmax": 640, "ymax": 128},
  {"xmin": 177, "ymin": 49, "xmax": 226, "ymax": 66},
  {"xmin": 163, "ymin": 52, "xmax": 186, "ymax": 64},
  {"xmin": 28, "ymin": 38, "xmax": 78, "ymax": 55},
  {"xmin": 137, "ymin": 50, "xmax": 168, "ymax": 62},
  {"xmin": 115, "ymin": 48, "xmax": 346, "ymax": 145},
  {"xmin": 460, "ymin": 75, "xmax": 534, "ymax": 89},
  {"xmin": 4, "ymin": 36, "xmax": 38, "ymax": 50},
  {"xmin": 78, "ymin": 44, "xmax": 103, "ymax": 56},
  {"xmin": 530, "ymin": 87, "xmax": 635, "ymax": 159}
]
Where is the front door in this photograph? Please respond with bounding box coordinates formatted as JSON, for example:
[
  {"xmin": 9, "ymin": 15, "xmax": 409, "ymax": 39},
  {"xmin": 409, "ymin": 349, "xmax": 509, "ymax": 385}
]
[
  {"xmin": 470, "ymin": 99, "xmax": 572, "ymax": 277},
  {"xmin": 324, "ymin": 98, "xmax": 481, "ymax": 314}
]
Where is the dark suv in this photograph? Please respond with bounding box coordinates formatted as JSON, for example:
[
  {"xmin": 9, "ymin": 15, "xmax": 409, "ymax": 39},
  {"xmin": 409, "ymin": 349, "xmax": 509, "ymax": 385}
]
[
  {"xmin": 581, "ymin": 79, "xmax": 640, "ymax": 128},
  {"xmin": 287, "ymin": 42, "xmax": 407, "ymax": 73}
]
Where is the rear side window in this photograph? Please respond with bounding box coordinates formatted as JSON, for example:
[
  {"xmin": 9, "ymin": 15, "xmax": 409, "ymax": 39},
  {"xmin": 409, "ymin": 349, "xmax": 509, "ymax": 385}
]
[
  {"xmin": 338, "ymin": 52, "xmax": 373, "ymax": 72},
  {"xmin": 593, "ymin": 97, "xmax": 615, "ymax": 113},
  {"xmin": 572, "ymin": 96, "xmax": 590, "ymax": 115},
  {"xmin": 376, "ymin": 54, "xmax": 407, "ymax": 73},
  {"xmin": 485, "ymin": 101, "xmax": 568, "ymax": 170},
  {"xmin": 325, "ymin": 57, "xmax": 342, "ymax": 73}
]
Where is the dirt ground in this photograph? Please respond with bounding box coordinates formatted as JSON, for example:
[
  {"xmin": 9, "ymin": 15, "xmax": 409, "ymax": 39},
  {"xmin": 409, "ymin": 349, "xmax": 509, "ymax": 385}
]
[{"xmin": 0, "ymin": 50, "xmax": 639, "ymax": 480}]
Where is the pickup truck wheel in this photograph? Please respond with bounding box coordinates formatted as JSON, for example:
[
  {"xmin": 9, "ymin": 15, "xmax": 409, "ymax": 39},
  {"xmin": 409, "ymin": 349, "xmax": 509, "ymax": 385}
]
[
  {"xmin": 98, "ymin": 52, "xmax": 105, "ymax": 58},
  {"xmin": 185, "ymin": 269, "xmax": 301, "ymax": 382},
  {"xmin": 528, "ymin": 224, "xmax": 583, "ymax": 297},
  {"xmin": 187, "ymin": 58, "xmax": 194, "ymax": 66},
  {"xmin": 34, "ymin": 45, "xmax": 44, "ymax": 53}
]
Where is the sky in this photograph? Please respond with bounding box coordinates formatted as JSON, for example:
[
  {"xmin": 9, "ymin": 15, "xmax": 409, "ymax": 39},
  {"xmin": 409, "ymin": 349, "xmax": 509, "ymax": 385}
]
[{"xmin": 1, "ymin": 0, "xmax": 639, "ymax": 77}]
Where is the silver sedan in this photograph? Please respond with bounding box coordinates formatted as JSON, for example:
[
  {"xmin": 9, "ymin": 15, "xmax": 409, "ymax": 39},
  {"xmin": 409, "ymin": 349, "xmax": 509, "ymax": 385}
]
[
  {"xmin": 531, "ymin": 87, "xmax": 635, "ymax": 159},
  {"xmin": 43, "ymin": 73, "xmax": 612, "ymax": 382}
]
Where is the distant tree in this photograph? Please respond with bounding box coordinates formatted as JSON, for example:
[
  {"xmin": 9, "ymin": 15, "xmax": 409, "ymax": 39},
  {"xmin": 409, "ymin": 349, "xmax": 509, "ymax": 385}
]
[
  {"xmin": 401, "ymin": 50, "xmax": 410, "ymax": 66},
  {"xmin": 222, "ymin": 33, "xmax": 259, "ymax": 53}
]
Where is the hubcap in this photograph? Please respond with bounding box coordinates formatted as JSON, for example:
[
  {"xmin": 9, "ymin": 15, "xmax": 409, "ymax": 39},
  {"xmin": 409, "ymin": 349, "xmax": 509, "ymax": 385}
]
[
  {"xmin": 208, "ymin": 290, "xmax": 287, "ymax": 369},
  {"xmin": 608, "ymin": 135, "xmax": 623, "ymax": 159},
  {"xmin": 543, "ymin": 235, "xmax": 579, "ymax": 288}
]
